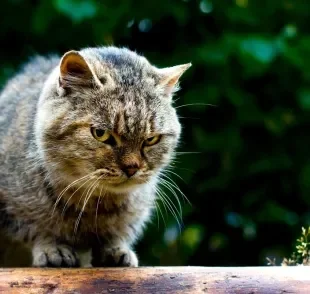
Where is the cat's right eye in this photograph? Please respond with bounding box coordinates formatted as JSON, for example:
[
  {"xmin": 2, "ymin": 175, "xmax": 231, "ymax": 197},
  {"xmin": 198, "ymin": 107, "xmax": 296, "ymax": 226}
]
[{"xmin": 91, "ymin": 127, "xmax": 111, "ymax": 142}]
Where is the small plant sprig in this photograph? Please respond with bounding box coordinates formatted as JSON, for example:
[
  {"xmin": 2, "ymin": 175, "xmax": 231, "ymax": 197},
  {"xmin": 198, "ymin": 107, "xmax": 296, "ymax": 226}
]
[
  {"xmin": 267, "ymin": 226, "xmax": 310, "ymax": 266},
  {"xmin": 293, "ymin": 226, "xmax": 310, "ymax": 265}
]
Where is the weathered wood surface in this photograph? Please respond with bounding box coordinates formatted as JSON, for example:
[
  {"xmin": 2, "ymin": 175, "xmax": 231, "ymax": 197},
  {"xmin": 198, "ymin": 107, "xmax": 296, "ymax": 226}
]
[{"xmin": 0, "ymin": 266, "xmax": 309, "ymax": 294}]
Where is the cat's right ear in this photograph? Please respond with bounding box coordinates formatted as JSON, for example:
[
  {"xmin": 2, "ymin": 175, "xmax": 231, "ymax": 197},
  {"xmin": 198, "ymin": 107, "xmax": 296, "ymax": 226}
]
[
  {"xmin": 157, "ymin": 63, "xmax": 191, "ymax": 98},
  {"xmin": 58, "ymin": 51, "xmax": 93, "ymax": 91}
]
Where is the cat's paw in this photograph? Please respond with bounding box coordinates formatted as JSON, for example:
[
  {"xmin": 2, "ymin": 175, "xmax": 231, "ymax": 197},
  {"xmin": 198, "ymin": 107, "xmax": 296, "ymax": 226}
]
[
  {"xmin": 100, "ymin": 247, "xmax": 138, "ymax": 267},
  {"xmin": 32, "ymin": 244, "xmax": 78, "ymax": 267}
]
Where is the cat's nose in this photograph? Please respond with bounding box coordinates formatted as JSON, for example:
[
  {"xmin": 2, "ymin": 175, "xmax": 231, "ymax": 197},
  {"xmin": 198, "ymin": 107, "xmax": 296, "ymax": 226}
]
[
  {"xmin": 120, "ymin": 154, "xmax": 141, "ymax": 177},
  {"xmin": 122, "ymin": 165, "xmax": 139, "ymax": 177}
]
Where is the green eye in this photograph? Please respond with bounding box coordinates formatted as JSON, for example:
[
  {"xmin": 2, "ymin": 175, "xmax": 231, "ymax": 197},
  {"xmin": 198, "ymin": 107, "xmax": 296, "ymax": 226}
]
[
  {"xmin": 144, "ymin": 135, "xmax": 161, "ymax": 146},
  {"xmin": 91, "ymin": 128, "xmax": 111, "ymax": 142}
]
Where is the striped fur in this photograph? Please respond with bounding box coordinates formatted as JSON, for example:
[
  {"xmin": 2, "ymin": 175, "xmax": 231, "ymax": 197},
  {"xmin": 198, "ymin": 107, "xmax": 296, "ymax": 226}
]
[{"xmin": 0, "ymin": 47, "xmax": 190, "ymax": 267}]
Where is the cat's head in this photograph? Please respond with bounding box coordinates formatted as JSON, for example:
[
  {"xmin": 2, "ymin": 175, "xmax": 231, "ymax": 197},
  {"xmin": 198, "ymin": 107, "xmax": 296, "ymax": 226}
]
[{"xmin": 36, "ymin": 47, "xmax": 190, "ymax": 194}]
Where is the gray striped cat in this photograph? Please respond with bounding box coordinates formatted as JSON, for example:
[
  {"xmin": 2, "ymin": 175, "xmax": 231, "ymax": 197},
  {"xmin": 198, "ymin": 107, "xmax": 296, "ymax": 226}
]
[{"xmin": 0, "ymin": 46, "xmax": 190, "ymax": 267}]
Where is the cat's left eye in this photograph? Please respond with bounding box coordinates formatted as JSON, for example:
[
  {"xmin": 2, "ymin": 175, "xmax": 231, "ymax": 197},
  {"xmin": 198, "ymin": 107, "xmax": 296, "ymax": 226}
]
[
  {"xmin": 144, "ymin": 135, "xmax": 161, "ymax": 147},
  {"xmin": 91, "ymin": 127, "xmax": 111, "ymax": 142}
]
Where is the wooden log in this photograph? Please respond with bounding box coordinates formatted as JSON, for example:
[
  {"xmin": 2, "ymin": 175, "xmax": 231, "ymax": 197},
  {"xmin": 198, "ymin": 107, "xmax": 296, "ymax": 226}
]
[{"xmin": 0, "ymin": 267, "xmax": 309, "ymax": 294}]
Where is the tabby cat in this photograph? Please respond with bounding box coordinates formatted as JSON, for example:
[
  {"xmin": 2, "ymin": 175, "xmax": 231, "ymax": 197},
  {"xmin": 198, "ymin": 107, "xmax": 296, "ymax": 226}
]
[{"xmin": 0, "ymin": 46, "xmax": 190, "ymax": 267}]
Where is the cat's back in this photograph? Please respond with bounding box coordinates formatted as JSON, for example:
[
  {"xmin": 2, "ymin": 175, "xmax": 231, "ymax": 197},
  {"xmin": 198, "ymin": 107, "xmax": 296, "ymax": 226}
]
[
  {"xmin": 0, "ymin": 55, "xmax": 59, "ymax": 131},
  {"xmin": 0, "ymin": 55, "xmax": 59, "ymax": 189}
]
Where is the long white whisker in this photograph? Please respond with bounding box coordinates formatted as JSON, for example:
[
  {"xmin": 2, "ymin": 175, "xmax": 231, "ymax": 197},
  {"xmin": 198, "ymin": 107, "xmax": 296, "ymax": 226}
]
[
  {"xmin": 76, "ymin": 175, "xmax": 99, "ymax": 209},
  {"xmin": 96, "ymin": 178, "xmax": 106, "ymax": 241},
  {"xmin": 164, "ymin": 169, "xmax": 185, "ymax": 183},
  {"xmin": 153, "ymin": 200, "xmax": 160, "ymax": 229},
  {"xmin": 159, "ymin": 181, "xmax": 183, "ymax": 220},
  {"xmin": 156, "ymin": 186, "xmax": 182, "ymax": 232},
  {"xmin": 60, "ymin": 175, "xmax": 96, "ymax": 217},
  {"xmin": 75, "ymin": 178, "xmax": 100, "ymax": 232},
  {"xmin": 53, "ymin": 171, "xmax": 97, "ymax": 215},
  {"xmin": 160, "ymin": 173, "xmax": 191, "ymax": 205},
  {"xmin": 175, "ymin": 151, "xmax": 201, "ymax": 155},
  {"xmin": 159, "ymin": 178, "xmax": 183, "ymax": 220},
  {"xmin": 154, "ymin": 187, "xmax": 167, "ymax": 227},
  {"xmin": 154, "ymin": 186, "xmax": 168, "ymax": 216},
  {"xmin": 175, "ymin": 103, "xmax": 216, "ymax": 109},
  {"xmin": 74, "ymin": 176, "xmax": 101, "ymax": 234}
]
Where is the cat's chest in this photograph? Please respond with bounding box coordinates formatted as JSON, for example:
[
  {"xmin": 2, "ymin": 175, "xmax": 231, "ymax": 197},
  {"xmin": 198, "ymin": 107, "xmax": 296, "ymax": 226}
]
[
  {"xmin": 56, "ymin": 196, "xmax": 151, "ymax": 242},
  {"xmin": 64, "ymin": 202, "xmax": 133, "ymax": 231}
]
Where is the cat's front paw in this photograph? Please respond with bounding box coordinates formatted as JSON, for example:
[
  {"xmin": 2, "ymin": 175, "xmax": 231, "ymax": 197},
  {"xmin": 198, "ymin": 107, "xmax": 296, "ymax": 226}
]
[
  {"xmin": 32, "ymin": 243, "xmax": 78, "ymax": 267},
  {"xmin": 100, "ymin": 247, "xmax": 138, "ymax": 267}
]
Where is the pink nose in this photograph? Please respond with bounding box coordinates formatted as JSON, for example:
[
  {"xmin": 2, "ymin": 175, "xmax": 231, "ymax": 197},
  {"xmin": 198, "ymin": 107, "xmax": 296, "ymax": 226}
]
[
  {"xmin": 121, "ymin": 155, "xmax": 141, "ymax": 178},
  {"xmin": 122, "ymin": 167, "xmax": 138, "ymax": 177}
]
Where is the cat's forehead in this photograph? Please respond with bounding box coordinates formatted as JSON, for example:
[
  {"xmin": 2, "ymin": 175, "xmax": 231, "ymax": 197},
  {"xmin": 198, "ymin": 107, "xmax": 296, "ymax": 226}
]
[
  {"xmin": 80, "ymin": 47, "xmax": 179, "ymax": 136},
  {"xmin": 92, "ymin": 91, "xmax": 166, "ymax": 137},
  {"xmin": 87, "ymin": 47, "xmax": 151, "ymax": 69},
  {"xmin": 83, "ymin": 47, "xmax": 160, "ymax": 88},
  {"xmin": 112, "ymin": 106, "xmax": 154, "ymax": 136}
]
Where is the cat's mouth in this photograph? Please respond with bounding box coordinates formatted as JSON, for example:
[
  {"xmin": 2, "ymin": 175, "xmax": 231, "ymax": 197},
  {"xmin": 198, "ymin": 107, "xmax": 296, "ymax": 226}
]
[
  {"xmin": 100, "ymin": 176, "xmax": 148, "ymax": 193},
  {"xmin": 98, "ymin": 171, "xmax": 148, "ymax": 184}
]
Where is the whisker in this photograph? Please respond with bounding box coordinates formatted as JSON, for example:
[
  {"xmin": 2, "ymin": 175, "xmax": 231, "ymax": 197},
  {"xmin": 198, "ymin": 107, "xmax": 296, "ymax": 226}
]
[
  {"xmin": 156, "ymin": 186, "xmax": 182, "ymax": 232},
  {"xmin": 76, "ymin": 175, "xmax": 100, "ymax": 209},
  {"xmin": 175, "ymin": 103, "xmax": 217, "ymax": 109},
  {"xmin": 156, "ymin": 201, "xmax": 167, "ymax": 228},
  {"xmin": 96, "ymin": 178, "xmax": 106, "ymax": 242},
  {"xmin": 160, "ymin": 173, "xmax": 191, "ymax": 206},
  {"xmin": 72, "ymin": 178, "xmax": 98, "ymax": 231},
  {"xmin": 178, "ymin": 116, "xmax": 200, "ymax": 120},
  {"xmin": 175, "ymin": 152, "xmax": 201, "ymax": 155},
  {"xmin": 74, "ymin": 176, "xmax": 101, "ymax": 234},
  {"xmin": 158, "ymin": 178, "xmax": 183, "ymax": 220},
  {"xmin": 163, "ymin": 169, "xmax": 185, "ymax": 183},
  {"xmin": 154, "ymin": 186, "xmax": 168, "ymax": 216},
  {"xmin": 153, "ymin": 199, "xmax": 160, "ymax": 229},
  {"xmin": 60, "ymin": 175, "xmax": 95, "ymax": 218},
  {"xmin": 52, "ymin": 172, "xmax": 96, "ymax": 216},
  {"xmin": 71, "ymin": 181, "xmax": 95, "ymax": 236},
  {"xmin": 167, "ymin": 165, "xmax": 194, "ymax": 173}
]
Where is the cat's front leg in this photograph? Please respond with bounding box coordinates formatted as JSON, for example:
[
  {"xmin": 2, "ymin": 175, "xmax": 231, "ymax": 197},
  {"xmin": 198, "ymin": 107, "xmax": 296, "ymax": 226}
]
[
  {"xmin": 98, "ymin": 243, "xmax": 138, "ymax": 267},
  {"xmin": 32, "ymin": 237, "xmax": 78, "ymax": 267}
]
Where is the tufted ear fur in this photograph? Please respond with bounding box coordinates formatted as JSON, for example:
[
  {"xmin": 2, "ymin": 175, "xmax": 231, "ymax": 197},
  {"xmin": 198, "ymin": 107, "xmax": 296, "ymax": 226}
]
[
  {"xmin": 59, "ymin": 50, "xmax": 93, "ymax": 88},
  {"xmin": 157, "ymin": 63, "xmax": 191, "ymax": 96}
]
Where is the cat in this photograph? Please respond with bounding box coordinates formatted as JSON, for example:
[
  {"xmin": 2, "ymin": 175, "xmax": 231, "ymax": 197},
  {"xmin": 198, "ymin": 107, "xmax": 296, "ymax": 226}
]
[{"xmin": 0, "ymin": 46, "xmax": 190, "ymax": 267}]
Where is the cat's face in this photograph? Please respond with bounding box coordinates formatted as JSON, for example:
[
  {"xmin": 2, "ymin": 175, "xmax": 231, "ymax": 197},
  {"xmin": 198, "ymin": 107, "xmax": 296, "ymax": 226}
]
[{"xmin": 37, "ymin": 47, "xmax": 190, "ymax": 193}]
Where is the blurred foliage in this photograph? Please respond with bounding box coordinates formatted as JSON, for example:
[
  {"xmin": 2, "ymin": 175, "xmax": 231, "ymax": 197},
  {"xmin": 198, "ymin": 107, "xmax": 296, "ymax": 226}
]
[
  {"xmin": 1, "ymin": 0, "xmax": 310, "ymax": 266},
  {"xmin": 267, "ymin": 226, "xmax": 310, "ymax": 266}
]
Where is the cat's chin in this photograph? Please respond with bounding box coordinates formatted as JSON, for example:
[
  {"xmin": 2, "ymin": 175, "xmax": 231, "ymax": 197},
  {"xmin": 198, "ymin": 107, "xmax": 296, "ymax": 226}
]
[
  {"xmin": 103, "ymin": 184, "xmax": 139, "ymax": 194},
  {"xmin": 103, "ymin": 179, "xmax": 148, "ymax": 194}
]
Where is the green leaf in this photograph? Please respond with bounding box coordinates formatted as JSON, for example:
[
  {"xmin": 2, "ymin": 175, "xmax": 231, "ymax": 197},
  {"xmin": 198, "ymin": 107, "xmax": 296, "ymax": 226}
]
[
  {"xmin": 239, "ymin": 37, "xmax": 278, "ymax": 64},
  {"xmin": 298, "ymin": 89, "xmax": 310, "ymax": 110},
  {"xmin": 181, "ymin": 224, "xmax": 204, "ymax": 250},
  {"xmin": 196, "ymin": 40, "xmax": 231, "ymax": 65},
  {"xmin": 299, "ymin": 163, "xmax": 310, "ymax": 205},
  {"xmin": 249, "ymin": 154, "xmax": 292, "ymax": 174},
  {"xmin": 257, "ymin": 201, "xmax": 296, "ymax": 224},
  {"xmin": 54, "ymin": 0, "xmax": 97, "ymax": 22},
  {"xmin": 32, "ymin": 1, "xmax": 56, "ymax": 34},
  {"xmin": 193, "ymin": 126, "xmax": 242, "ymax": 152}
]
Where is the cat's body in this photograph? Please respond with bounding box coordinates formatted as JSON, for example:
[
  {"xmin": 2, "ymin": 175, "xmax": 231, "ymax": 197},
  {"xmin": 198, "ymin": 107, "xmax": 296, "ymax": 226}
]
[{"xmin": 0, "ymin": 47, "xmax": 190, "ymax": 267}]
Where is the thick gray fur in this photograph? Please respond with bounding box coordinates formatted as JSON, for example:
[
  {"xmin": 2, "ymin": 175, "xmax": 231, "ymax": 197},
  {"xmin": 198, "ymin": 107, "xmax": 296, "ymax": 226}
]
[{"xmin": 0, "ymin": 46, "xmax": 190, "ymax": 267}]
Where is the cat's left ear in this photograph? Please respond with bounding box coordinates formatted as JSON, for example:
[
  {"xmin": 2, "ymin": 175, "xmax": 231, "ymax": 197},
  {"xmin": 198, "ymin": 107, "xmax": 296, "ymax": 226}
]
[
  {"xmin": 157, "ymin": 63, "xmax": 191, "ymax": 97},
  {"xmin": 59, "ymin": 50, "xmax": 93, "ymax": 89}
]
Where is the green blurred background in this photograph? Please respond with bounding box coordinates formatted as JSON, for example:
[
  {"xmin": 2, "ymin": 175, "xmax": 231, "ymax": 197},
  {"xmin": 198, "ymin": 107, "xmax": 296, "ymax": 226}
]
[{"xmin": 1, "ymin": 0, "xmax": 310, "ymax": 266}]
